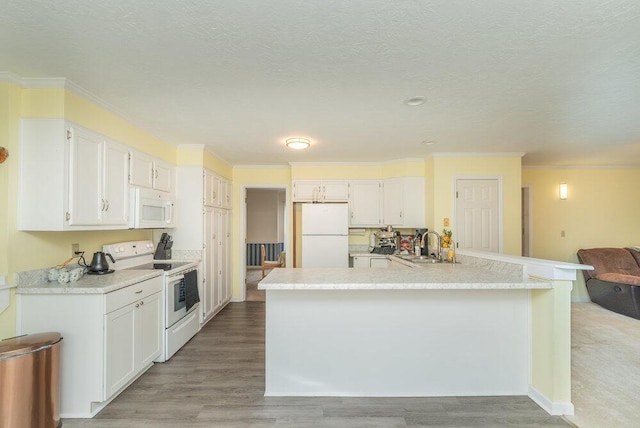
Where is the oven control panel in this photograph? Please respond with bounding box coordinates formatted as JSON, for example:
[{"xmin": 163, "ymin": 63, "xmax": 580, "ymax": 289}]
[{"xmin": 103, "ymin": 240, "xmax": 155, "ymax": 260}]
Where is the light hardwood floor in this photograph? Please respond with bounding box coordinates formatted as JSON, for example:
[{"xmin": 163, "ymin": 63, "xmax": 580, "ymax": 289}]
[{"xmin": 63, "ymin": 302, "xmax": 569, "ymax": 427}]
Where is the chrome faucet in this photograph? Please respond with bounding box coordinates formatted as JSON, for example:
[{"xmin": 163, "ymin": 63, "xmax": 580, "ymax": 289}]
[{"xmin": 421, "ymin": 230, "xmax": 442, "ymax": 261}]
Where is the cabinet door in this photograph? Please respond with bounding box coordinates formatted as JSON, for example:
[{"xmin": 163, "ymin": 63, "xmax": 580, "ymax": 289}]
[
  {"xmin": 212, "ymin": 175, "xmax": 222, "ymax": 207},
  {"xmin": 370, "ymin": 257, "xmax": 390, "ymax": 268},
  {"xmin": 221, "ymin": 210, "xmax": 231, "ymax": 303},
  {"xmin": 136, "ymin": 292, "xmax": 162, "ymax": 369},
  {"xmin": 401, "ymin": 177, "xmax": 426, "ymax": 228},
  {"xmin": 102, "ymin": 141, "xmax": 129, "ymax": 226},
  {"xmin": 204, "ymin": 170, "xmax": 216, "ymax": 206},
  {"xmin": 352, "ymin": 256, "xmax": 370, "ymax": 268},
  {"xmin": 129, "ymin": 151, "xmax": 154, "ymax": 189},
  {"xmin": 203, "ymin": 207, "xmax": 216, "ymax": 320},
  {"xmin": 223, "ymin": 179, "xmax": 232, "ymax": 209},
  {"xmin": 68, "ymin": 127, "xmax": 103, "ymax": 226},
  {"xmin": 105, "ymin": 304, "xmax": 136, "ymax": 398},
  {"xmin": 153, "ymin": 160, "xmax": 173, "ymax": 192},
  {"xmin": 349, "ymin": 181, "xmax": 382, "ymax": 227},
  {"xmin": 293, "ymin": 180, "xmax": 321, "ymax": 202},
  {"xmin": 322, "ymin": 180, "xmax": 350, "ymax": 201},
  {"xmin": 382, "ymin": 179, "xmax": 403, "ymax": 226},
  {"xmin": 215, "ymin": 209, "xmax": 225, "ymax": 309}
]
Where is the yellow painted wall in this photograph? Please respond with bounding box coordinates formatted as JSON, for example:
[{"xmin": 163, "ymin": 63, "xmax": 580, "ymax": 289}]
[
  {"xmin": 0, "ymin": 83, "xmax": 181, "ymax": 339},
  {"xmin": 204, "ymin": 150, "xmax": 232, "ymax": 179},
  {"xmin": 431, "ymin": 155, "xmax": 522, "ymax": 255},
  {"xmin": 522, "ymin": 168, "xmax": 640, "ymax": 300}
]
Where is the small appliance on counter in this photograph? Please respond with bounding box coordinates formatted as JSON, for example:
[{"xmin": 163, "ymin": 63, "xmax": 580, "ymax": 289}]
[
  {"xmin": 86, "ymin": 251, "xmax": 115, "ymax": 275},
  {"xmin": 371, "ymin": 226, "xmax": 400, "ymax": 255},
  {"xmin": 154, "ymin": 233, "xmax": 173, "ymax": 260}
]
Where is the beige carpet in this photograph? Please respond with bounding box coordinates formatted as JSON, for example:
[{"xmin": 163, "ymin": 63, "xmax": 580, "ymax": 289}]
[
  {"xmin": 245, "ymin": 267, "xmax": 267, "ymax": 302},
  {"xmin": 567, "ymin": 302, "xmax": 640, "ymax": 428}
]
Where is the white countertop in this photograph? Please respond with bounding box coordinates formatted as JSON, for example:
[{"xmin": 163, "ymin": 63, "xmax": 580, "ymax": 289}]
[
  {"xmin": 17, "ymin": 270, "xmax": 163, "ymax": 295},
  {"xmin": 258, "ymin": 263, "xmax": 551, "ymax": 290}
]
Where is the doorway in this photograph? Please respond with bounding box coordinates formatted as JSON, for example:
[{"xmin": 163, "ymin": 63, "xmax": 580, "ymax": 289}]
[
  {"xmin": 241, "ymin": 186, "xmax": 287, "ymax": 302},
  {"xmin": 455, "ymin": 178, "xmax": 502, "ymax": 253}
]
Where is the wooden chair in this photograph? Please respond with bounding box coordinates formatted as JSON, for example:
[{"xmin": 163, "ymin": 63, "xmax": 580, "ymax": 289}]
[{"xmin": 261, "ymin": 245, "xmax": 284, "ymax": 278}]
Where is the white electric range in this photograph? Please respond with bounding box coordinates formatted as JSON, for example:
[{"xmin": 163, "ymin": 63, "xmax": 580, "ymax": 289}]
[{"xmin": 103, "ymin": 240, "xmax": 200, "ymax": 362}]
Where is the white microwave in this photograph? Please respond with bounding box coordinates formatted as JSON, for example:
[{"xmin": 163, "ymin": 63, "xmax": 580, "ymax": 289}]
[{"xmin": 129, "ymin": 188, "xmax": 175, "ymax": 229}]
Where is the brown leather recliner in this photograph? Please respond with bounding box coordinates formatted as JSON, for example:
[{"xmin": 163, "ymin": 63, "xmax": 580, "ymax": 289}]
[{"xmin": 577, "ymin": 247, "xmax": 640, "ymax": 320}]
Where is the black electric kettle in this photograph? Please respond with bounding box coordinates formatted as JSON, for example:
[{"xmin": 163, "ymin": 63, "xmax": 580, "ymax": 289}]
[{"xmin": 87, "ymin": 251, "xmax": 115, "ymax": 274}]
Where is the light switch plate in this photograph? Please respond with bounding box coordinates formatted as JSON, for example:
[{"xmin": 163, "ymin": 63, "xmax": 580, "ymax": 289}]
[{"xmin": 443, "ymin": 218, "xmax": 450, "ymax": 227}]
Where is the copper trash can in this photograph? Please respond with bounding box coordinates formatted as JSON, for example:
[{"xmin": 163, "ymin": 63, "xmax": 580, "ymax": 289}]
[{"xmin": 0, "ymin": 332, "xmax": 63, "ymax": 428}]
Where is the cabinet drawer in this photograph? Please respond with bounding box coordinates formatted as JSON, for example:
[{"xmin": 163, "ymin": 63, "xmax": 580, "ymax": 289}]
[{"xmin": 105, "ymin": 276, "xmax": 163, "ymax": 314}]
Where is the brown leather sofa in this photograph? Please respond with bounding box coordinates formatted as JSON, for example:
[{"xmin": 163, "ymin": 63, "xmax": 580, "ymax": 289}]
[{"xmin": 577, "ymin": 247, "xmax": 640, "ymax": 320}]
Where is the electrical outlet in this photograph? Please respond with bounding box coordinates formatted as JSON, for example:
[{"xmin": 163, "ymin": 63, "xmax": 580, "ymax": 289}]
[
  {"xmin": 443, "ymin": 217, "xmax": 449, "ymax": 227},
  {"xmin": 72, "ymin": 243, "xmax": 80, "ymax": 256}
]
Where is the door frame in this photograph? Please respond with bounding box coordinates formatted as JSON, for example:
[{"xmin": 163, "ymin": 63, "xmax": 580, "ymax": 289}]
[
  {"xmin": 453, "ymin": 176, "xmax": 504, "ymax": 253},
  {"xmin": 239, "ymin": 184, "xmax": 289, "ymax": 302},
  {"xmin": 521, "ymin": 184, "xmax": 533, "ymax": 257}
]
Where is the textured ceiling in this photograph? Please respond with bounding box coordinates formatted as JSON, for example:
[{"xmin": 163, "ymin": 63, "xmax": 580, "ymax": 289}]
[{"xmin": 1, "ymin": 0, "xmax": 639, "ymax": 166}]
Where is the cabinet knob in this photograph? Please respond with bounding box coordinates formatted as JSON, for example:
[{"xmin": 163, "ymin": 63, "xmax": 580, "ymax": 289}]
[
  {"xmin": 140, "ymin": 301, "xmax": 144, "ymax": 306},
  {"xmin": 135, "ymin": 303, "xmax": 140, "ymax": 308}
]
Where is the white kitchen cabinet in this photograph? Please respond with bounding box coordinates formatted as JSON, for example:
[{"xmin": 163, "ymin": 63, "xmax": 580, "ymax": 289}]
[
  {"xmin": 18, "ymin": 275, "xmax": 163, "ymax": 418},
  {"xmin": 204, "ymin": 170, "xmax": 232, "ymax": 209},
  {"xmin": 129, "ymin": 150, "xmax": 174, "ymax": 193},
  {"xmin": 18, "ymin": 119, "xmax": 129, "ymax": 230},
  {"xmin": 349, "ymin": 180, "xmax": 383, "ymax": 227},
  {"xmin": 104, "ymin": 280, "xmax": 163, "ymax": 400},
  {"xmin": 173, "ymin": 166, "xmax": 232, "ymax": 326},
  {"xmin": 293, "ymin": 180, "xmax": 349, "ymax": 202},
  {"xmin": 350, "ymin": 177, "xmax": 425, "ymax": 228},
  {"xmin": 68, "ymin": 129, "xmax": 129, "ymax": 227},
  {"xmin": 382, "ymin": 178, "xmax": 404, "ymax": 226},
  {"xmin": 352, "ymin": 255, "xmax": 390, "ymax": 268}
]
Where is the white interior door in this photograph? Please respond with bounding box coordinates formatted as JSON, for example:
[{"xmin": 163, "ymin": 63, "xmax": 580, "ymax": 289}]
[{"xmin": 455, "ymin": 179, "xmax": 500, "ymax": 253}]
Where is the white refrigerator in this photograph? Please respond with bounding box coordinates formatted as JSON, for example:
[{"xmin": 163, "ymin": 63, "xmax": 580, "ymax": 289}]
[{"xmin": 301, "ymin": 203, "xmax": 349, "ymax": 268}]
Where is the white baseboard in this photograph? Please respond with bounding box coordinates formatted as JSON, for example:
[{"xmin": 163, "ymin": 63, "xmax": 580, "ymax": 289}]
[
  {"xmin": 571, "ymin": 296, "xmax": 591, "ymax": 303},
  {"xmin": 528, "ymin": 385, "xmax": 574, "ymax": 416}
]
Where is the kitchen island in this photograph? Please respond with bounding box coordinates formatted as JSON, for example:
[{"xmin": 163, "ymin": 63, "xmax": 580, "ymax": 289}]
[{"xmin": 259, "ymin": 251, "xmax": 591, "ymax": 416}]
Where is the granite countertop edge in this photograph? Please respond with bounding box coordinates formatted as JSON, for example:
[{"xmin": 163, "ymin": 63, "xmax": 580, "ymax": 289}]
[{"xmin": 17, "ymin": 270, "xmax": 164, "ymax": 295}]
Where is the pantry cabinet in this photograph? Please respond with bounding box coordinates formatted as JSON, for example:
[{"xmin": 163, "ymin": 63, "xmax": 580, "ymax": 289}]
[
  {"xmin": 129, "ymin": 150, "xmax": 174, "ymax": 193},
  {"xmin": 19, "ymin": 119, "xmax": 129, "ymax": 230},
  {"xmin": 172, "ymin": 166, "xmax": 233, "ymax": 325}
]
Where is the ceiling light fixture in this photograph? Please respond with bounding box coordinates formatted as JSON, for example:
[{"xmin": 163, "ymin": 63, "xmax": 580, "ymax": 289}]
[
  {"xmin": 421, "ymin": 140, "xmax": 437, "ymax": 146},
  {"xmin": 405, "ymin": 96, "xmax": 426, "ymax": 106},
  {"xmin": 285, "ymin": 137, "xmax": 310, "ymax": 150}
]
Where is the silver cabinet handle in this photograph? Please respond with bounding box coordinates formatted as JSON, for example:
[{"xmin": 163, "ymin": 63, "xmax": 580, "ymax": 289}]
[
  {"xmin": 140, "ymin": 301, "xmax": 144, "ymax": 306},
  {"xmin": 135, "ymin": 290, "xmax": 143, "ymax": 294},
  {"xmin": 105, "ymin": 200, "xmax": 110, "ymax": 211},
  {"xmin": 101, "ymin": 199, "xmax": 106, "ymax": 211},
  {"xmin": 135, "ymin": 303, "xmax": 140, "ymax": 308}
]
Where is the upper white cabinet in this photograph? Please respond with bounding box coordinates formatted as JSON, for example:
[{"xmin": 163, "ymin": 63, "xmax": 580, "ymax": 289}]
[
  {"xmin": 204, "ymin": 169, "xmax": 231, "ymax": 209},
  {"xmin": 129, "ymin": 150, "xmax": 173, "ymax": 193},
  {"xmin": 349, "ymin": 181, "xmax": 383, "ymax": 227},
  {"xmin": 293, "ymin": 180, "xmax": 349, "ymax": 202},
  {"xmin": 19, "ymin": 119, "xmax": 129, "ymax": 231},
  {"xmin": 347, "ymin": 178, "xmax": 426, "ymax": 228},
  {"xmin": 382, "ymin": 178, "xmax": 404, "ymax": 226}
]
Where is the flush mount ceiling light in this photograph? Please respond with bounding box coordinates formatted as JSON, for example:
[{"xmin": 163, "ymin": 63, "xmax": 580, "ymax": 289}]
[
  {"xmin": 404, "ymin": 96, "xmax": 426, "ymax": 106},
  {"xmin": 421, "ymin": 140, "xmax": 437, "ymax": 146},
  {"xmin": 285, "ymin": 138, "xmax": 310, "ymax": 150}
]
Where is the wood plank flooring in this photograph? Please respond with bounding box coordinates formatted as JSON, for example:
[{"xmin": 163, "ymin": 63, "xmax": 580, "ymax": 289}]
[{"xmin": 63, "ymin": 302, "xmax": 569, "ymax": 427}]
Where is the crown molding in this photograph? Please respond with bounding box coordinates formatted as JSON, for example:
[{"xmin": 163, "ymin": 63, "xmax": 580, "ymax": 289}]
[
  {"xmin": 523, "ymin": 165, "xmax": 640, "ymax": 170},
  {"xmin": 289, "ymin": 158, "xmax": 425, "ymax": 167},
  {"xmin": 177, "ymin": 144, "xmax": 205, "ymax": 150},
  {"xmin": 233, "ymin": 164, "xmax": 291, "ymax": 170},
  {"xmin": 430, "ymin": 152, "xmax": 525, "ymax": 158}
]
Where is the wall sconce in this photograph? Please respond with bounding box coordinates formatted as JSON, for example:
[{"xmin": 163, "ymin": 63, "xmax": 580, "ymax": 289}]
[{"xmin": 559, "ymin": 183, "xmax": 568, "ymax": 200}]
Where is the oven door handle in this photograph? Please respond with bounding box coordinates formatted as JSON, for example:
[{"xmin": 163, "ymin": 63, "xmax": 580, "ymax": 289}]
[{"xmin": 169, "ymin": 274, "xmax": 185, "ymax": 282}]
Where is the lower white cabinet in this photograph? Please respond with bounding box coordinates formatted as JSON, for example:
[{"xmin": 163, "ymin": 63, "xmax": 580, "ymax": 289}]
[
  {"xmin": 104, "ymin": 289, "xmax": 162, "ymax": 398},
  {"xmin": 18, "ymin": 275, "xmax": 163, "ymax": 418},
  {"xmin": 352, "ymin": 255, "xmax": 390, "ymax": 268}
]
